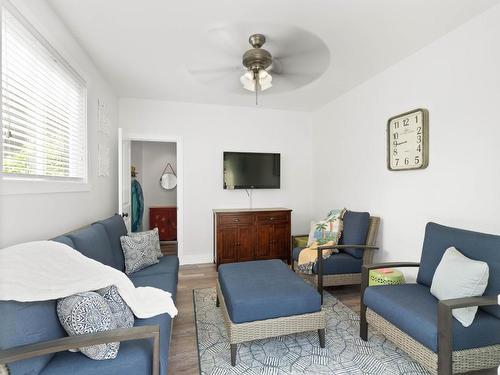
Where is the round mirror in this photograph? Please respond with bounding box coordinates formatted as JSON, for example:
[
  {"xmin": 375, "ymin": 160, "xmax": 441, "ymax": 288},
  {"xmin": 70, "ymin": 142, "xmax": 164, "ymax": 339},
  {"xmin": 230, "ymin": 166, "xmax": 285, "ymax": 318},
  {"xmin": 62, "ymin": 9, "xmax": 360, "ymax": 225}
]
[{"xmin": 160, "ymin": 173, "xmax": 177, "ymax": 190}]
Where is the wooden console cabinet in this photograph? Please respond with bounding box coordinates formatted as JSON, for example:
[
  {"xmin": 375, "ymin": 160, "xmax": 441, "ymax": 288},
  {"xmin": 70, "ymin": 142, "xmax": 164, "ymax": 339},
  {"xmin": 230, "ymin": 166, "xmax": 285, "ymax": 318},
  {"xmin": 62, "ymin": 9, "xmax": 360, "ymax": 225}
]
[{"xmin": 213, "ymin": 208, "xmax": 292, "ymax": 267}]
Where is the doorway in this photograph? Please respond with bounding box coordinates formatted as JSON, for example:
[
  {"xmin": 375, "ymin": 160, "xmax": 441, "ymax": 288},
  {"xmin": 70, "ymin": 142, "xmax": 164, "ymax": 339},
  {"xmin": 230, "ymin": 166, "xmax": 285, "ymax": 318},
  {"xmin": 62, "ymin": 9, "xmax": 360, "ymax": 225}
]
[{"xmin": 130, "ymin": 140, "xmax": 178, "ymax": 256}]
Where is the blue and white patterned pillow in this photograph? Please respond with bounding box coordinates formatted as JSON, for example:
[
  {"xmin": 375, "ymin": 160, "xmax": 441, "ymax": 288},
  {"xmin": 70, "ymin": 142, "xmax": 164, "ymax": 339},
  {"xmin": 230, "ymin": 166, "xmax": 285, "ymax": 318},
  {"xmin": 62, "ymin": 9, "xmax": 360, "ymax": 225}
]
[
  {"xmin": 96, "ymin": 285, "xmax": 134, "ymax": 328},
  {"xmin": 57, "ymin": 292, "xmax": 119, "ymax": 360},
  {"xmin": 120, "ymin": 234, "xmax": 159, "ymax": 274},
  {"xmin": 129, "ymin": 227, "xmax": 162, "ymax": 258}
]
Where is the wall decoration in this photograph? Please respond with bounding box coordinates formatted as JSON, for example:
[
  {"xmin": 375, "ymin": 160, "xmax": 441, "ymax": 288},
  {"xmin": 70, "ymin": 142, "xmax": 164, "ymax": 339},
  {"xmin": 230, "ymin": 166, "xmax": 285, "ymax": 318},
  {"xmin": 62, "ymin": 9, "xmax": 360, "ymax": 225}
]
[
  {"xmin": 387, "ymin": 108, "xmax": 429, "ymax": 171},
  {"xmin": 159, "ymin": 162, "xmax": 177, "ymax": 190},
  {"xmin": 98, "ymin": 144, "xmax": 110, "ymax": 177},
  {"xmin": 98, "ymin": 98, "xmax": 111, "ymax": 136}
]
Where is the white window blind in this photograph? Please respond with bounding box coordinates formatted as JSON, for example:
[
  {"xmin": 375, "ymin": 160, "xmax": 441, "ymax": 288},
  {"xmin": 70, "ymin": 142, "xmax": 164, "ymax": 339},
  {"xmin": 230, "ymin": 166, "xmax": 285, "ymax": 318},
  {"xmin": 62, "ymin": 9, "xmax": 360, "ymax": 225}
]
[{"xmin": 1, "ymin": 6, "xmax": 87, "ymax": 180}]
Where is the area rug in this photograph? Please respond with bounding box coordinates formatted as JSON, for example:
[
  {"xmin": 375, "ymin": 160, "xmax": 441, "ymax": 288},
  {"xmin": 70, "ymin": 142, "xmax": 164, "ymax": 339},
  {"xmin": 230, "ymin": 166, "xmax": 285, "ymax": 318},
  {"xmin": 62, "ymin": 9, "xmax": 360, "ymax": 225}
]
[{"xmin": 193, "ymin": 287, "xmax": 430, "ymax": 375}]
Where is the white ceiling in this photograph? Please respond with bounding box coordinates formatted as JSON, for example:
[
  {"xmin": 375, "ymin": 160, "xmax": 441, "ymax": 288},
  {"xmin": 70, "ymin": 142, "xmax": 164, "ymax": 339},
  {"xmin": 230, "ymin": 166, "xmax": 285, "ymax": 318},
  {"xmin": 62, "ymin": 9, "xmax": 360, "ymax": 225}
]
[{"xmin": 49, "ymin": 0, "xmax": 499, "ymax": 111}]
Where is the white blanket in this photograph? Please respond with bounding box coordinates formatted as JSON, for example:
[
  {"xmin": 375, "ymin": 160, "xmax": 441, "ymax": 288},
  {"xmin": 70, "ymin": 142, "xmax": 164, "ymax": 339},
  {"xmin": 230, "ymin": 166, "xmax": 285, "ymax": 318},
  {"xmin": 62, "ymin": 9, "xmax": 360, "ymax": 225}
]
[{"xmin": 0, "ymin": 241, "xmax": 177, "ymax": 319}]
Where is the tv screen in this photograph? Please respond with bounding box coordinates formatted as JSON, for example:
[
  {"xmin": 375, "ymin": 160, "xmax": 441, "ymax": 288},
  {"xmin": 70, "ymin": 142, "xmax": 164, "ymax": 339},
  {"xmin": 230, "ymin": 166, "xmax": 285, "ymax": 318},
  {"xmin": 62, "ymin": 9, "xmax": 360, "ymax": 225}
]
[{"xmin": 224, "ymin": 152, "xmax": 280, "ymax": 189}]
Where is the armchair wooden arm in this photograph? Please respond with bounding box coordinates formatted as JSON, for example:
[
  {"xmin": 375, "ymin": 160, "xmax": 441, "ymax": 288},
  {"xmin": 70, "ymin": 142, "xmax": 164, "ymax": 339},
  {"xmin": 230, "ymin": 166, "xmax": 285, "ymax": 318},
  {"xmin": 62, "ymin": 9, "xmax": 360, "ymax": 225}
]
[
  {"xmin": 360, "ymin": 262, "xmax": 420, "ymax": 340},
  {"xmin": 438, "ymin": 295, "xmax": 498, "ymax": 375},
  {"xmin": 0, "ymin": 325, "xmax": 160, "ymax": 375}
]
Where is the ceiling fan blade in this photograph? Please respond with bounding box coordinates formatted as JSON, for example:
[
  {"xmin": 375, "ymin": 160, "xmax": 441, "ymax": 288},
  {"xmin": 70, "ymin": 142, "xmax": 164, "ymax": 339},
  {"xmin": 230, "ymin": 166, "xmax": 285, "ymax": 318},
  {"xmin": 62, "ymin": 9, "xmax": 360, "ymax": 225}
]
[
  {"xmin": 204, "ymin": 26, "xmax": 247, "ymax": 58},
  {"xmin": 188, "ymin": 66, "xmax": 242, "ymax": 75}
]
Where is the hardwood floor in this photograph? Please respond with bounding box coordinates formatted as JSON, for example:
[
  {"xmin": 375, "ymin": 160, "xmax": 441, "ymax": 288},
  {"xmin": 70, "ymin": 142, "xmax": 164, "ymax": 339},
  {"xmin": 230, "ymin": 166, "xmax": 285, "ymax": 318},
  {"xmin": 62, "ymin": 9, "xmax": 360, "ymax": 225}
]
[{"xmin": 167, "ymin": 263, "xmax": 360, "ymax": 375}]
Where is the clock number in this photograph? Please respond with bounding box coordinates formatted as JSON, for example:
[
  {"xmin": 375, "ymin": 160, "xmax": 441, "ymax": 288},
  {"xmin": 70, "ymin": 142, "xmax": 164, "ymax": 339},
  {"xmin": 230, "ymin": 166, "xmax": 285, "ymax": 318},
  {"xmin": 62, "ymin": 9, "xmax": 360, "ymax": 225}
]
[
  {"xmin": 393, "ymin": 132, "xmax": 399, "ymax": 140},
  {"xmin": 415, "ymin": 156, "xmax": 420, "ymax": 165},
  {"xmin": 417, "ymin": 144, "xmax": 421, "ymax": 152},
  {"xmin": 417, "ymin": 126, "xmax": 422, "ymax": 134},
  {"xmin": 404, "ymin": 157, "xmax": 409, "ymax": 165},
  {"xmin": 393, "ymin": 140, "xmax": 398, "ymax": 146},
  {"xmin": 394, "ymin": 121, "xmax": 400, "ymax": 129},
  {"xmin": 403, "ymin": 118, "xmax": 409, "ymax": 126},
  {"xmin": 395, "ymin": 158, "xmax": 399, "ymax": 166},
  {"xmin": 393, "ymin": 148, "xmax": 398, "ymax": 156},
  {"xmin": 417, "ymin": 135, "xmax": 422, "ymax": 143}
]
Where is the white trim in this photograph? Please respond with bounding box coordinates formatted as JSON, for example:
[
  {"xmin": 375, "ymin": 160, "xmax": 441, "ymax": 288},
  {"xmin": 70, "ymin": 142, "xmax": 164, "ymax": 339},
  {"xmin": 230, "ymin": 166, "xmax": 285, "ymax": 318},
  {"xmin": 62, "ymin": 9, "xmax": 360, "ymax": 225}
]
[
  {"xmin": 0, "ymin": 178, "xmax": 90, "ymax": 195},
  {"xmin": 127, "ymin": 133, "xmax": 185, "ymax": 266},
  {"xmin": 180, "ymin": 254, "xmax": 213, "ymax": 266}
]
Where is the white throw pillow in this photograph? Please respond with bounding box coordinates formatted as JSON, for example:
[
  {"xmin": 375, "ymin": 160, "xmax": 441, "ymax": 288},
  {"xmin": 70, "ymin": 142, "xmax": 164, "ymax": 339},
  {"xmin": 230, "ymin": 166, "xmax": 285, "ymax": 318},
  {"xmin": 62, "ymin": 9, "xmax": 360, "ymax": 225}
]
[{"xmin": 430, "ymin": 247, "xmax": 489, "ymax": 327}]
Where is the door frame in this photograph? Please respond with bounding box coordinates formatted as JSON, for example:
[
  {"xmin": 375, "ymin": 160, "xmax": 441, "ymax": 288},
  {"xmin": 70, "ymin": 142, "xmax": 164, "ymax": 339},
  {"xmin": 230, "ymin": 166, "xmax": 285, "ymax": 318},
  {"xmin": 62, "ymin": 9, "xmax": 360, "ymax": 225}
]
[{"xmin": 127, "ymin": 133, "xmax": 184, "ymax": 265}]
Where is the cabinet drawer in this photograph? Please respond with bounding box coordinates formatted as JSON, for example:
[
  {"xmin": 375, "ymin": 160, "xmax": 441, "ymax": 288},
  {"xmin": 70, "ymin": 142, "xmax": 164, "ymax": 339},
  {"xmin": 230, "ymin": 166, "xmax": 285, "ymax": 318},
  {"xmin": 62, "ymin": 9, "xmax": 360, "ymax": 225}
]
[
  {"xmin": 218, "ymin": 214, "xmax": 253, "ymax": 226},
  {"xmin": 256, "ymin": 212, "xmax": 289, "ymax": 223}
]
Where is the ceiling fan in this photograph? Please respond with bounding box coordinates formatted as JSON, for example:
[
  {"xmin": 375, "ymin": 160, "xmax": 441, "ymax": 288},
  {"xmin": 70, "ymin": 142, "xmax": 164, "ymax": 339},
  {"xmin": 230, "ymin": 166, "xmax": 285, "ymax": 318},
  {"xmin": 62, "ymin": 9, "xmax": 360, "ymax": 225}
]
[
  {"xmin": 187, "ymin": 25, "xmax": 330, "ymax": 105},
  {"xmin": 239, "ymin": 34, "xmax": 273, "ymax": 103}
]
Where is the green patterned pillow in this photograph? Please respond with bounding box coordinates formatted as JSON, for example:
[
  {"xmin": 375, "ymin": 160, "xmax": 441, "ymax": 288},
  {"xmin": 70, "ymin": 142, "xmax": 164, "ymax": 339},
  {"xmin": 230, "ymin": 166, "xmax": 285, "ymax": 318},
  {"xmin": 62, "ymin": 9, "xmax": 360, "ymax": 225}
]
[{"xmin": 307, "ymin": 219, "xmax": 343, "ymax": 246}]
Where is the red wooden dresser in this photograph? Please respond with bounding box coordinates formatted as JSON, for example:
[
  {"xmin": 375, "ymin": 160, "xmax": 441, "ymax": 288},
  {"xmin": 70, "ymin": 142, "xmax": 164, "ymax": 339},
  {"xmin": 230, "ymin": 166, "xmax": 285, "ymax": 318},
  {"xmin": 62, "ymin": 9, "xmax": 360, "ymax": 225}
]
[{"xmin": 149, "ymin": 206, "xmax": 177, "ymax": 241}]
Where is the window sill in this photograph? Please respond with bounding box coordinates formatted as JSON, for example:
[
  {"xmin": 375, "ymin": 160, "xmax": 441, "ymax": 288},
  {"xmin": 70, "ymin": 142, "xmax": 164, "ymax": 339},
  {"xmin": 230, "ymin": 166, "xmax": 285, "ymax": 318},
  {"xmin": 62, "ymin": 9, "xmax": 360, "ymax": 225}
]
[{"xmin": 0, "ymin": 178, "xmax": 91, "ymax": 195}]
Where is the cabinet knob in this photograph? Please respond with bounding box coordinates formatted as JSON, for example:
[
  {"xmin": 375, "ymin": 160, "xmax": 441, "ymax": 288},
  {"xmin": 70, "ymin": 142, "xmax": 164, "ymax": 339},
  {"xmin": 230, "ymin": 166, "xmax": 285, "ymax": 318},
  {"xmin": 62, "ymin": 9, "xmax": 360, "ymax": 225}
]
[
  {"xmin": 269, "ymin": 217, "xmax": 274, "ymax": 221},
  {"xmin": 234, "ymin": 218, "xmax": 240, "ymax": 222}
]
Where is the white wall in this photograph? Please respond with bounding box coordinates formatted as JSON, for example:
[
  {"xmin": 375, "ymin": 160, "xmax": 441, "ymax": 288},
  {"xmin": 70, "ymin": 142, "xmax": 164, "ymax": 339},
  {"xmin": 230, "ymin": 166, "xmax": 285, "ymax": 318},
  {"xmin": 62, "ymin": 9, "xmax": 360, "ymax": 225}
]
[
  {"xmin": 131, "ymin": 141, "xmax": 177, "ymax": 231},
  {"xmin": 120, "ymin": 99, "xmax": 313, "ymax": 264},
  {"xmin": 0, "ymin": 0, "xmax": 118, "ymax": 247},
  {"xmin": 311, "ymin": 3, "xmax": 500, "ymax": 266}
]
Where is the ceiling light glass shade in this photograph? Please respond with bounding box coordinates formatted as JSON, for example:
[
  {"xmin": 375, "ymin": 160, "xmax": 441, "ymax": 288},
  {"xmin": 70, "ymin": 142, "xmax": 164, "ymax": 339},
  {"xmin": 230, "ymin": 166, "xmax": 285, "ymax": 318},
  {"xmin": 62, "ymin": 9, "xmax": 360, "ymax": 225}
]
[
  {"xmin": 240, "ymin": 69, "xmax": 273, "ymax": 92},
  {"xmin": 240, "ymin": 71, "xmax": 256, "ymax": 91},
  {"xmin": 258, "ymin": 69, "xmax": 272, "ymax": 91}
]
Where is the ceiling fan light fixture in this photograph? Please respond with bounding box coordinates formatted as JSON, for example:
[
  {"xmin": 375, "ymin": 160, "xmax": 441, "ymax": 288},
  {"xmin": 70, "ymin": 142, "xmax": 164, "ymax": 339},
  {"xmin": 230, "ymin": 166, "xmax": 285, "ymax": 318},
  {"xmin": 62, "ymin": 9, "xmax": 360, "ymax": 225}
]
[
  {"xmin": 239, "ymin": 68, "xmax": 272, "ymax": 92},
  {"xmin": 240, "ymin": 70, "xmax": 256, "ymax": 91},
  {"xmin": 258, "ymin": 69, "xmax": 272, "ymax": 91}
]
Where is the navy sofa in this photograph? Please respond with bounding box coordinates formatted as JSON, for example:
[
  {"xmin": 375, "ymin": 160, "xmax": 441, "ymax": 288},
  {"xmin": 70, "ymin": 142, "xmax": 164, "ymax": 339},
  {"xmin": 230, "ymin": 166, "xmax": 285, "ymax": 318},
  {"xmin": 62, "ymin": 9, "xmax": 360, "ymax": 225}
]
[
  {"xmin": 0, "ymin": 215, "xmax": 179, "ymax": 375},
  {"xmin": 360, "ymin": 222, "xmax": 500, "ymax": 374}
]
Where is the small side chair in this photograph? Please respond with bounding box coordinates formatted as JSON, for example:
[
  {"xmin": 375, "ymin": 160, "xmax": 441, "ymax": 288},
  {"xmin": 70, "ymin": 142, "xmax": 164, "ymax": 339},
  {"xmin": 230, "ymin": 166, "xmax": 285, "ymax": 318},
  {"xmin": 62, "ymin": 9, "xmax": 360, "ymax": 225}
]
[
  {"xmin": 360, "ymin": 222, "xmax": 500, "ymax": 375},
  {"xmin": 292, "ymin": 211, "xmax": 380, "ymax": 303}
]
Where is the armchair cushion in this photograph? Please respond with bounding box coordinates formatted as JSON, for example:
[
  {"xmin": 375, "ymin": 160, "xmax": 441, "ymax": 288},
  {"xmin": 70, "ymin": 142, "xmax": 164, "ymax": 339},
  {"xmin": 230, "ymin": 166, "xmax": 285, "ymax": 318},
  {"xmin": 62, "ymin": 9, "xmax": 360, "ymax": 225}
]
[
  {"xmin": 67, "ymin": 226, "xmax": 118, "ymax": 269},
  {"xmin": 52, "ymin": 235, "xmax": 75, "ymax": 249},
  {"xmin": 313, "ymin": 252, "xmax": 362, "ymax": 275},
  {"xmin": 92, "ymin": 215, "xmax": 128, "ymax": 272},
  {"xmin": 40, "ymin": 312, "xmax": 172, "ymax": 375},
  {"xmin": 0, "ymin": 300, "xmax": 66, "ymax": 375},
  {"xmin": 293, "ymin": 247, "xmax": 362, "ymax": 275},
  {"xmin": 129, "ymin": 255, "xmax": 179, "ymax": 278},
  {"xmin": 130, "ymin": 272, "xmax": 178, "ymax": 301},
  {"xmin": 364, "ymin": 283, "xmax": 500, "ymax": 352},
  {"xmin": 417, "ymin": 222, "xmax": 500, "ymax": 318},
  {"xmin": 340, "ymin": 211, "xmax": 370, "ymax": 259}
]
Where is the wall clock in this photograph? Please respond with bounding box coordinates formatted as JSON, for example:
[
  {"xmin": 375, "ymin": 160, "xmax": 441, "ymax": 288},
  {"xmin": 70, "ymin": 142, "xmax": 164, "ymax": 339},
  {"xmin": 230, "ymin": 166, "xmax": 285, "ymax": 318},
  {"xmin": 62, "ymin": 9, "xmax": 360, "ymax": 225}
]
[{"xmin": 387, "ymin": 108, "xmax": 429, "ymax": 171}]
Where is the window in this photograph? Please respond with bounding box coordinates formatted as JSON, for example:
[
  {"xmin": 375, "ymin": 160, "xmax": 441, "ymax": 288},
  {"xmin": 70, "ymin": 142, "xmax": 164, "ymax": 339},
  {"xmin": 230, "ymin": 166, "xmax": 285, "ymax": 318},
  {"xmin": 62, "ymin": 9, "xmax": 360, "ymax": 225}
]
[{"xmin": 1, "ymin": 6, "xmax": 87, "ymax": 181}]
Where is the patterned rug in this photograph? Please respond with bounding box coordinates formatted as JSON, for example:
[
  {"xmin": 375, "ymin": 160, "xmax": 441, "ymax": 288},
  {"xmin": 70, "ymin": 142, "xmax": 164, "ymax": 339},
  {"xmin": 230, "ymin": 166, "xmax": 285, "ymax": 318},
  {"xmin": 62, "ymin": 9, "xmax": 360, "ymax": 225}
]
[{"xmin": 193, "ymin": 288, "xmax": 430, "ymax": 375}]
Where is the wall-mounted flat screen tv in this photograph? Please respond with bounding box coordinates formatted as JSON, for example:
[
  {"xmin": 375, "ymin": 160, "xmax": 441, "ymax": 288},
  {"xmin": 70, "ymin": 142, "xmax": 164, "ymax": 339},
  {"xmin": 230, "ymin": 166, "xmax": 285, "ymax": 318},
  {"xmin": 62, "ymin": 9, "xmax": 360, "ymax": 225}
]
[{"xmin": 223, "ymin": 152, "xmax": 280, "ymax": 189}]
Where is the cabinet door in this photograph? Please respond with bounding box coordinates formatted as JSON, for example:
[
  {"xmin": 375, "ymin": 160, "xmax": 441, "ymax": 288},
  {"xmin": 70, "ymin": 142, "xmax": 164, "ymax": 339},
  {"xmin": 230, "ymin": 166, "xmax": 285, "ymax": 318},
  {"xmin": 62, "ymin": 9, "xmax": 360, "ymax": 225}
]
[
  {"xmin": 217, "ymin": 226, "xmax": 238, "ymax": 264},
  {"xmin": 255, "ymin": 223, "xmax": 273, "ymax": 259},
  {"xmin": 164, "ymin": 208, "xmax": 177, "ymax": 241},
  {"xmin": 272, "ymin": 222, "xmax": 290, "ymax": 259},
  {"xmin": 237, "ymin": 224, "xmax": 254, "ymax": 262}
]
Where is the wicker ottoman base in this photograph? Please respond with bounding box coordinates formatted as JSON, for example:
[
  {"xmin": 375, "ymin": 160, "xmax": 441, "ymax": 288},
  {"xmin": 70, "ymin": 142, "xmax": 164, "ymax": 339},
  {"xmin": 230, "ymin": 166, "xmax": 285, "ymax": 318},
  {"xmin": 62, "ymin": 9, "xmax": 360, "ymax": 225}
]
[
  {"xmin": 216, "ymin": 280, "xmax": 326, "ymax": 366},
  {"xmin": 366, "ymin": 308, "xmax": 500, "ymax": 374}
]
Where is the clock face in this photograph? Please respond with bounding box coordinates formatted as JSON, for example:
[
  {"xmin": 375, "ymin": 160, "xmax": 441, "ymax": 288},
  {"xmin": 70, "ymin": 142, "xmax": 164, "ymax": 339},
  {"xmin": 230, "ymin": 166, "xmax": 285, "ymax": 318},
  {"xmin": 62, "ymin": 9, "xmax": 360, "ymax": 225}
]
[{"xmin": 387, "ymin": 109, "xmax": 428, "ymax": 171}]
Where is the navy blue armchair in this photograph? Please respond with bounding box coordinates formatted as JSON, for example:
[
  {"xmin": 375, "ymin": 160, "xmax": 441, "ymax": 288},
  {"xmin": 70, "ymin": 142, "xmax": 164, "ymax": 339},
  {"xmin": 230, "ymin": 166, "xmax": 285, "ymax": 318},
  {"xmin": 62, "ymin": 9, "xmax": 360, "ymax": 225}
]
[{"xmin": 360, "ymin": 222, "xmax": 500, "ymax": 375}]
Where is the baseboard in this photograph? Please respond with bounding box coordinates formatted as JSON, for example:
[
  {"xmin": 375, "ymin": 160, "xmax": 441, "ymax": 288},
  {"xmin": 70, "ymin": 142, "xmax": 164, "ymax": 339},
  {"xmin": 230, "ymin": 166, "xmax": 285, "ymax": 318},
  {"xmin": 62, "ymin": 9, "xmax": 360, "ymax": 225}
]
[{"xmin": 179, "ymin": 254, "xmax": 214, "ymax": 265}]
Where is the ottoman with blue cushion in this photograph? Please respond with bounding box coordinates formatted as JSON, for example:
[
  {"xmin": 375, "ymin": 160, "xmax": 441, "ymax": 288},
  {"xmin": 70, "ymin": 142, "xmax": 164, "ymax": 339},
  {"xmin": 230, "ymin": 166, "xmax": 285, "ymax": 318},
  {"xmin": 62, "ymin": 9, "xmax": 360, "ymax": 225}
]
[{"xmin": 217, "ymin": 259, "xmax": 326, "ymax": 366}]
